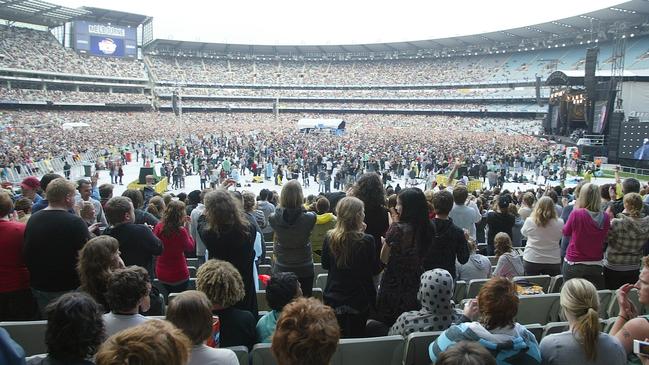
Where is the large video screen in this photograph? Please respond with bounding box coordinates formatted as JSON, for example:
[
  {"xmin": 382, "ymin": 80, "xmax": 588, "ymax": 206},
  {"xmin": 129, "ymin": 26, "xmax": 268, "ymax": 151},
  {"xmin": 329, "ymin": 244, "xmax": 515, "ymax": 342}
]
[
  {"xmin": 74, "ymin": 21, "xmax": 137, "ymax": 58},
  {"xmin": 619, "ymin": 122, "xmax": 649, "ymax": 160}
]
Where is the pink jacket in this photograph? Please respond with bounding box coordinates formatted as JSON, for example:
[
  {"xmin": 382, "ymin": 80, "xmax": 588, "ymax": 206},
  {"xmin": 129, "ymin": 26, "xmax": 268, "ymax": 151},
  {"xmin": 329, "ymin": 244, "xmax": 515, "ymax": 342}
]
[{"xmin": 563, "ymin": 208, "xmax": 610, "ymax": 263}]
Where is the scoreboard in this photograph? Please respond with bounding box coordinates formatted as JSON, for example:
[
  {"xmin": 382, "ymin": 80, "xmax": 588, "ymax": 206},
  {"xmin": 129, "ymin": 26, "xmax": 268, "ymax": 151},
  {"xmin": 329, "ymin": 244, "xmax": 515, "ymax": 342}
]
[{"xmin": 73, "ymin": 21, "xmax": 137, "ymax": 58}]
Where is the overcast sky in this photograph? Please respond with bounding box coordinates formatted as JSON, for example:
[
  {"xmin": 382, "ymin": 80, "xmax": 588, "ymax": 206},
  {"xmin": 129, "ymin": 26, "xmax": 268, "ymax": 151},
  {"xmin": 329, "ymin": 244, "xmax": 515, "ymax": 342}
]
[{"xmin": 51, "ymin": 0, "xmax": 626, "ymax": 45}]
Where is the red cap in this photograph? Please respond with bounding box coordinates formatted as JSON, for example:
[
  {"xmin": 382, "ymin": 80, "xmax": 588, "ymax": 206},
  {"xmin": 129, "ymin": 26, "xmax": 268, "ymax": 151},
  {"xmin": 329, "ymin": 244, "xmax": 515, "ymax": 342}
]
[{"xmin": 20, "ymin": 176, "xmax": 40, "ymax": 190}]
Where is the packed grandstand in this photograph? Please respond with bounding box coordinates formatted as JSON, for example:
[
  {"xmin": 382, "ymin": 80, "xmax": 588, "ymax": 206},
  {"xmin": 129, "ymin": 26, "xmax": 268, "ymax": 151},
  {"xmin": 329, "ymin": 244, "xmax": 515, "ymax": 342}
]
[{"xmin": 2, "ymin": 1, "xmax": 649, "ymax": 365}]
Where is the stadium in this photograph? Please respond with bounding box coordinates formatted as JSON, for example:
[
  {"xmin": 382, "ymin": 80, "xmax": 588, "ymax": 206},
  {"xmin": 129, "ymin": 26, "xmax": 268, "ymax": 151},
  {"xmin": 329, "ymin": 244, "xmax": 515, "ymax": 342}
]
[{"xmin": 2, "ymin": 0, "xmax": 649, "ymax": 364}]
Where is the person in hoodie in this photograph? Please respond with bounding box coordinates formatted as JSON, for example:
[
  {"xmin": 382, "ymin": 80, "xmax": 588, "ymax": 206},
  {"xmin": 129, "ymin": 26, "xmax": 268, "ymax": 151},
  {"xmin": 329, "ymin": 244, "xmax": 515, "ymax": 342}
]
[
  {"xmin": 269, "ymin": 180, "xmax": 316, "ymax": 297},
  {"xmin": 424, "ymin": 190, "xmax": 469, "ymax": 279},
  {"xmin": 456, "ymin": 239, "xmax": 492, "ymax": 282},
  {"xmin": 429, "ymin": 277, "xmax": 541, "ymax": 365},
  {"xmin": 562, "ymin": 183, "xmax": 610, "ymax": 290},
  {"xmin": 604, "ymin": 192, "xmax": 649, "ymax": 290},
  {"xmin": 492, "ymin": 233, "xmax": 524, "ymax": 279},
  {"xmin": 389, "ymin": 269, "xmax": 463, "ymax": 337},
  {"xmin": 309, "ymin": 197, "xmax": 337, "ymax": 263}
]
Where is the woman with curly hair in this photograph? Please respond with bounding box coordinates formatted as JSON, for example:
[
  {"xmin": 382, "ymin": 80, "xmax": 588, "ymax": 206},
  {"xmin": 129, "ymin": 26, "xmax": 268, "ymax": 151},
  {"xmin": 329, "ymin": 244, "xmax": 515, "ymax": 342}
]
[
  {"xmin": 77, "ymin": 236, "xmax": 124, "ymax": 312},
  {"xmin": 154, "ymin": 200, "xmax": 195, "ymax": 294},
  {"xmin": 196, "ymin": 259, "xmax": 257, "ymax": 349},
  {"xmin": 349, "ymin": 173, "xmax": 389, "ymax": 261},
  {"xmin": 27, "ymin": 292, "xmax": 105, "ymax": 365},
  {"xmin": 198, "ymin": 189, "xmax": 257, "ymax": 316}
]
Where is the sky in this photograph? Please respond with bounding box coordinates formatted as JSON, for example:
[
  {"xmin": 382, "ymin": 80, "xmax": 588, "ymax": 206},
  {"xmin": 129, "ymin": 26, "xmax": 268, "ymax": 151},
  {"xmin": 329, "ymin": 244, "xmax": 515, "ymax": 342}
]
[{"xmin": 51, "ymin": 0, "xmax": 627, "ymax": 45}]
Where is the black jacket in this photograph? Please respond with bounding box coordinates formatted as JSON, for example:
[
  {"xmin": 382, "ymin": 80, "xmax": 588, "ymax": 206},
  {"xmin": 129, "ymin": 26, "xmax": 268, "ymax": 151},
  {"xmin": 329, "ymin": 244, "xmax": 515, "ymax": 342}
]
[{"xmin": 422, "ymin": 218, "xmax": 469, "ymax": 279}]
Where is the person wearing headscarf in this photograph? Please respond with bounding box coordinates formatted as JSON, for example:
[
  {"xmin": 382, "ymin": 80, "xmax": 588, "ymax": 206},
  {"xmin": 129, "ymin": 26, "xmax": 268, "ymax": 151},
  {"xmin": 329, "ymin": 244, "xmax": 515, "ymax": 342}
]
[{"xmin": 388, "ymin": 269, "xmax": 462, "ymax": 336}]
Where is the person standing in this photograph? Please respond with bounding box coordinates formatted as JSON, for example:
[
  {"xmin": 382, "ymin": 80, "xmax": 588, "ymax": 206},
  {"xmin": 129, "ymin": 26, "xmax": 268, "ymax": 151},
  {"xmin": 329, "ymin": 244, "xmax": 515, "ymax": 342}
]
[
  {"xmin": 24, "ymin": 178, "xmax": 89, "ymax": 317},
  {"xmin": 154, "ymin": 200, "xmax": 195, "ymax": 294},
  {"xmin": 269, "ymin": 180, "xmax": 316, "ymax": 296},
  {"xmin": 521, "ymin": 196, "xmax": 564, "ymax": 276}
]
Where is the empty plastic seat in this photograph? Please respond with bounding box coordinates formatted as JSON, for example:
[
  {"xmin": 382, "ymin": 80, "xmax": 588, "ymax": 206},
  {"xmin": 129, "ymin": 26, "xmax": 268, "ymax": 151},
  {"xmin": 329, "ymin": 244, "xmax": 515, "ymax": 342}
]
[
  {"xmin": 542, "ymin": 321, "xmax": 569, "ymax": 339},
  {"xmin": 548, "ymin": 275, "xmax": 564, "ymax": 293},
  {"xmin": 334, "ymin": 335, "xmax": 404, "ymax": 365},
  {"xmin": 453, "ymin": 280, "xmax": 467, "ymax": 304},
  {"xmin": 188, "ymin": 265, "xmax": 197, "ymax": 278},
  {"xmin": 186, "ymin": 257, "xmax": 199, "ymax": 267},
  {"xmin": 467, "ymin": 278, "xmax": 490, "ymax": 299},
  {"xmin": 257, "ymin": 290, "xmax": 270, "ymax": 312},
  {"xmin": 513, "ymin": 275, "xmax": 552, "ymax": 292},
  {"xmin": 226, "ymin": 345, "xmax": 249, "ymax": 365},
  {"xmin": 516, "ymin": 293, "xmax": 561, "ymax": 325},
  {"xmin": 0, "ymin": 320, "xmax": 47, "ymax": 356},
  {"xmin": 525, "ymin": 323, "xmax": 544, "ymax": 343},
  {"xmin": 315, "ymin": 273, "xmax": 328, "ymax": 290},
  {"xmin": 402, "ymin": 331, "xmax": 443, "ymax": 365},
  {"xmin": 251, "ymin": 343, "xmax": 275, "ymax": 365},
  {"xmin": 597, "ymin": 290, "xmax": 614, "ymax": 319}
]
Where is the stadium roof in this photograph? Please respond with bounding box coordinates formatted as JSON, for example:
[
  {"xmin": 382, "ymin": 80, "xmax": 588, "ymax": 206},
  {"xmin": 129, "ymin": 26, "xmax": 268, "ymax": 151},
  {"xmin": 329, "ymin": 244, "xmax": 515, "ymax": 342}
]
[
  {"xmin": 0, "ymin": 0, "xmax": 90, "ymax": 27},
  {"xmin": 78, "ymin": 6, "xmax": 151, "ymax": 27},
  {"xmin": 146, "ymin": 0, "xmax": 649, "ymax": 56}
]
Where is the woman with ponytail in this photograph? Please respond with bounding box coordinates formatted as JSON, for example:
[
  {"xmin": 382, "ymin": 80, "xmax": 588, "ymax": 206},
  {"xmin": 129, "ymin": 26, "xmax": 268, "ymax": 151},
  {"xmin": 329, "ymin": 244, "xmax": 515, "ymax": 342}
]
[
  {"xmin": 521, "ymin": 196, "xmax": 564, "ymax": 276},
  {"xmin": 539, "ymin": 278, "xmax": 625, "ymax": 365},
  {"xmin": 321, "ymin": 196, "xmax": 381, "ymax": 338}
]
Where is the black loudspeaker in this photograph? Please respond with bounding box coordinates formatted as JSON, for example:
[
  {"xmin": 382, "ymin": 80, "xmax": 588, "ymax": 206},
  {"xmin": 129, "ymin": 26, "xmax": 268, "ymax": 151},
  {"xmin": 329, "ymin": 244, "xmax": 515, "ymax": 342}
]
[
  {"xmin": 608, "ymin": 111, "xmax": 624, "ymax": 163},
  {"xmin": 138, "ymin": 167, "xmax": 155, "ymax": 184},
  {"xmin": 585, "ymin": 47, "xmax": 599, "ymax": 97}
]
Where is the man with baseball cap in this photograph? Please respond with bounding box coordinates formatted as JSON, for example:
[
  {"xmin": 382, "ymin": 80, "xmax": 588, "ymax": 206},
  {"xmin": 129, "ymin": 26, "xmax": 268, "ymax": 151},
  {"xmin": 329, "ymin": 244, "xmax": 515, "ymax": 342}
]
[{"xmin": 17, "ymin": 176, "xmax": 43, "ymax": 207}]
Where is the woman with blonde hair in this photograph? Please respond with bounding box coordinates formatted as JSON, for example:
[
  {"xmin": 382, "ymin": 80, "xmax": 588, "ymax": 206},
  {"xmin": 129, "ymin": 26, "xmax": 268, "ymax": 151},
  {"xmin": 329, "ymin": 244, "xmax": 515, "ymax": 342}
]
[
  {"xmin": 562, "ymin": 183, "xmax": 610, "ymax": 289},
  {"xmin": 269, "ymin": 180, "xmax": 316, "ymax": 296},
  {"xmin": 198, "ymin": 189, "xmax": 257, "ymax": 316},
  {"xmin": 154, "ymin": 200, "xmax": 195, "ymax": 295},
  {"xmin": 521, "ymin": 196, "xmax": 564, "ymax": 276},
  {"xmin": 539, "ymin": 278, "xmax": 625, "ymax": 364},
  {"xmin": 322, "ymin": 196, "xmax": 381, "ymax": 338},
  {"xmin": 77, "ymin": 236, "xmax": 124, "ymax": 311},
  {"xmin": 604, "ymin": 192, "xmax": 649, "ymax": 289}
]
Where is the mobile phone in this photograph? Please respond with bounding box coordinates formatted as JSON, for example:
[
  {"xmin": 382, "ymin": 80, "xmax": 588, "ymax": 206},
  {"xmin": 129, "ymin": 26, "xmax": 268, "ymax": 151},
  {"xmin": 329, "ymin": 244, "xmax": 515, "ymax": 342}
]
[{"xmin": 634, "ymin": 340, "xmax": 649, "ymax": 356}]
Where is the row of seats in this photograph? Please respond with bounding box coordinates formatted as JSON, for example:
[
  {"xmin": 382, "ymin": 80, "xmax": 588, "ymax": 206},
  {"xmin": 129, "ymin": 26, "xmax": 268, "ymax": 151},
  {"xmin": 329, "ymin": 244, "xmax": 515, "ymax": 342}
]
[{"xmin": 1, "ymin": 318, "xmax": 627, "ymax": 364}]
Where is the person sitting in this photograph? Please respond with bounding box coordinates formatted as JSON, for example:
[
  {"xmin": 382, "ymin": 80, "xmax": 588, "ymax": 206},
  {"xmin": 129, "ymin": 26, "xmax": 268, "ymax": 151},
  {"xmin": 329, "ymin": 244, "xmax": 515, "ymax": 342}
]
[
  {"xmin": 435, "ymin": 341, "xmax": 496, "ymax": 365},
  {"xmin": 26, "ymin": 292, "xmax": 105, "ymax": 365},
  {"xmin": 256, "ymin": 272, "xmax": 302, "ymax": 343},
  {"xmin": 456, "ymin": 239, "xmax": 492, "ymax": 282},
  {"xmin": 389, "ymin": 269, "xmax": 463, "ymax": 336},
  {"xmin": 77, "ymin": 236, "xmax": 125, "ymax": 311},
  {"xmin": 271, "ymin": 297, "xmax": 340, "ymax": 365},
  {"xmin": 196, "ymin": 259, "xmax": 257, "ymax": 349},
  {"xmin": 309, "ymin": 197, "xmax": 337, "ymax": 263},
  {"xmin": 610, "ymin": 256, "xmax": 649, "ymax": 360},
  {"xmin": 429, "ymin": 277, "xmax": 541, "ymax": 365},
  {"xmin": 539, "ymin": 278, "xmax": 625, "ymax": 365},
  {"xmin": 166, "ymin": 290, "xmax": 238, "ymax": 365},
  {"xmin": 95, "ymin": 320, "xmax": 191, "ymax": 365},
  {"xmin": 102, "ymin": 266, "xmax": 151, "ymax": 337},
  {"xmin": 492, "ymin": 232, "xmax": 524, "ymax": 279}
]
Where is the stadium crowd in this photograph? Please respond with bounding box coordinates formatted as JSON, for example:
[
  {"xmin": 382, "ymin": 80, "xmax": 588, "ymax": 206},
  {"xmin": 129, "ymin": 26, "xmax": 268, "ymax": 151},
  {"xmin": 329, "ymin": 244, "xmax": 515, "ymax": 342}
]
[
  {"xmin": 2, "ymin": 150, "xmax": 649, "ymax": 364},
  {"xmin": 0, "ymin": 88, "xmax": 151, "ymax": 104},
  {"xmin": 0, "ymin": 25, "xmax": 146, "ymax": 79},
  {"xmin": 155, "ymin": 86, "xmax": 546, "ymax": 99}
]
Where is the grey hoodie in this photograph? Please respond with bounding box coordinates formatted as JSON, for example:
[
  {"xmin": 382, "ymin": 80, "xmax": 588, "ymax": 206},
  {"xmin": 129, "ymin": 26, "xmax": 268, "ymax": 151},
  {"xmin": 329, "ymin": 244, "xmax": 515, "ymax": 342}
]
[{"xmin": 456, "ymin": 253, "xmax": 492, "ymax": 282}]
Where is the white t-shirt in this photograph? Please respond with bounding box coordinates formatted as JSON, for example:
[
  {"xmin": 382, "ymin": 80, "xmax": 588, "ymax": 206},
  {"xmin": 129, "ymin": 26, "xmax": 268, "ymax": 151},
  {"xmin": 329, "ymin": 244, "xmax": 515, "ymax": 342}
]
[
  {"xmin": 102, "ymin": 312, "xmax": 148, "ymax": 337},
  {"xmin": 189, "ymin": 344, "xmax": 239, "ymax": 365},
  {"xmin": 521, "ymin": 217, "xmax": 564, "ymax": 264}
]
